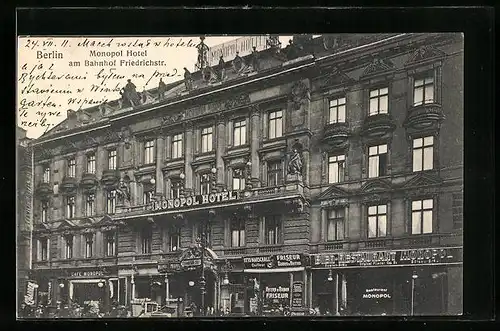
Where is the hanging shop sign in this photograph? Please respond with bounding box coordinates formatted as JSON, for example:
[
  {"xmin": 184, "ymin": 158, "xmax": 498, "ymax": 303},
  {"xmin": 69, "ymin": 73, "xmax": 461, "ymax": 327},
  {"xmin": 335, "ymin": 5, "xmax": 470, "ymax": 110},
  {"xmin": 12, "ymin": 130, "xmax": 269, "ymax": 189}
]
[
  {"xmin": 312, "ymin": 247, "xmax": 463, "ymax": 268},
  {"xmin": 24, "ymin": 281, "xmax": 38, "ymax": 306},
  {"xmin": 291, "ymin": 281, "xmax": 304, "ymax": 308},
  {"xmin": 244, "ymin": 254, "xmax": 304, "ymax": 270},
  {"xmin": 150, "ymin": 191, "xmax": 240, "ymax": 212}
]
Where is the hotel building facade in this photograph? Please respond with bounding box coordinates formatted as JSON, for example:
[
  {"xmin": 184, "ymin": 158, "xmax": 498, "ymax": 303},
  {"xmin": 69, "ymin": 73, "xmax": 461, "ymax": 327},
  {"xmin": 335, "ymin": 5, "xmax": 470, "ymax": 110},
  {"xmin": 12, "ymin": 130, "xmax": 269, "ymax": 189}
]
[{"xmin": 28, "ymin": 33, "xmax": 463, "ymax": 316}]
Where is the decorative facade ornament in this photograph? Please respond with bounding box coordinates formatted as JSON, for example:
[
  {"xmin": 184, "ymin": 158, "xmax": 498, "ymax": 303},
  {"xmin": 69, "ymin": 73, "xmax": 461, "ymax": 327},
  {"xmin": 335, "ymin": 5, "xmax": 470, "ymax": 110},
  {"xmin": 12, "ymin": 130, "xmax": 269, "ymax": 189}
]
[
  {"xmin": 157, "ymin": 78, "xmax": 167, "ymax": 100},
  {"xmin": 116, "ymin": 178, "xmax": 131, "ymax": 205},
  {"xmin": 224, "ymin": 94, "xmax": 251, "ymax": 109},
  {"xmin": 287, "ymin": 140, "xmax": 304, "ymax": 176},
  {"xmin": 119, "ymin": 79, "xmax": 142, "ymax": 108},
  {"xmin": 290, "ymin": 81, "xmax": 311, "ymax": 110},
  {"xmin": 232, "ymin": 51, "xmax": 254, "ymax": 75},
  {"xmin": 361, "ymin": 57, "xmax": 395, "ymax": 78},
  {"xmin": 322, "ymin": 68, "xmax": 355, "ymax": 88},
  {"xmin": 405, "ymin": 45, "xmax": 446, "ymax": 66},
  {"xmin": 195, "ymin": 36, "xmax": 210, "ymax": 71},
  {"xmin": 183, "ymin": 67, "xmax": 194, "ymax": 91}
]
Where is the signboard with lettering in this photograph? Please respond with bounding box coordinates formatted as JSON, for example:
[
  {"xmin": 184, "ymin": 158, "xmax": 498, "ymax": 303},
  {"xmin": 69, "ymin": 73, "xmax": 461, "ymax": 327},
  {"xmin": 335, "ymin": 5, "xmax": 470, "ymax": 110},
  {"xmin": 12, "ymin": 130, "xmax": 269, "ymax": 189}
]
[
  {"xmin": 362, "ymin": 288, "xmax": 392, "ymax": 300},
  {"xmin": 244, "ymin": 254, "xmax": 304, "ymax": 270},
  {"xmin": 69, "ymin": 270, "xmax": 104, "ymax": 278},
  {"xmin": 312, "ymin": 247, "xmax": 463, "ymax": 269},
  {"xmin": 264, "ymin": 286, "xmax": 290, "ymax": 304},
  {"xmin": 208, "ymin": 36, "xmax": 268, "ymax": 66},
  {"xmin": 151, "ymin": 191, "xmax": 240, "ymax": 212},
  {"xmin": 24, "ymin": 281, "xmax": 38, "ymax": 306},
  {"xmin": 291, "ymin": 281, "xmax": 303, "ymax": 308}
]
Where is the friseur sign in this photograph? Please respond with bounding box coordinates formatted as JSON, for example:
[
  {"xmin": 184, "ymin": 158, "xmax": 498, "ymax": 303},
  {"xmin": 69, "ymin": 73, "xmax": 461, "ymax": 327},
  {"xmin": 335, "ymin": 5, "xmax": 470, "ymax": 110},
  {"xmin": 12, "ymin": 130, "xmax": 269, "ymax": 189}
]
[
  {"xmin": 312, "ymin": 247, "xmax": 463, "ymax": 268},
  {"xmin": 150, "ymin": 191, "xmax": 240, "ymax": 212},
  {"xmin": 244, "ymin": 254, "xmax": 304, "ymax": 270}
]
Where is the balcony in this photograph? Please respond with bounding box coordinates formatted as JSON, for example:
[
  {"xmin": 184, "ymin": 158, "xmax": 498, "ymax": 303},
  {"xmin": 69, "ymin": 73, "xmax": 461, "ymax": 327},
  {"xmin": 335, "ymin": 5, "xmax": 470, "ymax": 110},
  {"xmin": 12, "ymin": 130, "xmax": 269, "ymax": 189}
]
[
  {"xmin": 404, "ymin": 103, "xmax": 444, "ymax": 133},
  {"xmin": 101, "ymin": 169, "xmax": 120, "ymax": 187},
  {"xmin": 35, "ymin": 182, "xmax": 52, "ymax": 197},
  {"xmin": 258, "ymin": 245, "xmax": 284, "ymax": 253},
  {"xmin": 361, "ymin": 113, "xmax": 396, "ymax": 139},
  {"xmin": 322, "ymin": 122, "xmax": 350, "ymax": 147},
  {"xmin": 59, "ymin": 176, "xmax": 78, "ymax": 193},
  {"xmin": 80, "ymin": 172, "xmax": 98, "ymax": 190}
]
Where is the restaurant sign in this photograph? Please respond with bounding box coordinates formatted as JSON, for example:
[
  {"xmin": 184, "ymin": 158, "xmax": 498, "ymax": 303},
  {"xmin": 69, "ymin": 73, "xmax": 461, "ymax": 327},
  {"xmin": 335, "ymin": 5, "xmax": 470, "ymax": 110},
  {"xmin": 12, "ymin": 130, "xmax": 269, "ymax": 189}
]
[
  {"xmin": 150, "ymin": 191, "xmax": 240, "ymax": 212},
  {"xmin": 244, "ymin": 254, "xmax": 304, "ymax": 270},
  {"xmin": 312, "ymin": 247, "xmax": 463, "ymax": 268},
  {"xmin": 70, "ymin": 270, "xmax": 104, "ymax": 277}
]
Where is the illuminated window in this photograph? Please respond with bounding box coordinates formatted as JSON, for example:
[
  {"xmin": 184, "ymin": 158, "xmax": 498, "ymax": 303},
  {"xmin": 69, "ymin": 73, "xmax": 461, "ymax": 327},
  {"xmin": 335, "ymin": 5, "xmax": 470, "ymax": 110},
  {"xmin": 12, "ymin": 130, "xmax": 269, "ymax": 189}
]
[
  {"xmin": 232, "ymin": 168, "xmax": 246, "ymax": 191},
  {"xmin": 369, "ymin": 87, "xmax": 389, "ymax": 116},
  {"xmin": 170, "ymin": 179, "xmax": 183, "ymax": 199},
  {"xmin": 327, "ymin": 209, "xmax": 345, "ymax": 241},
  {"xmin": 41, "ymin": 201, "xmax": 49, "ymax": 223},
  {"xmin": 144, "ymin": 140, "xmax": 155, "ymax": 164},
  {"xmin": 85, "ymin": 193, "xmax": 95, "ymax": 216},
  {"xmin": 267, "ymin": 161, "xmax": 283, "ymax": 187},
  {"xmin": 105, "ymin": 231, "xmax": 116, "ymax": 256},
  {"xmin": 201, "ymin": 127, "xmax": 213, "ymax": 153},
  {"xmin": 411, "ymin": 199, "xmax": 433, "ymax": 235},
  {"xmin": 108, "ymin": 149, "xmax": 117, "ymax": 170},
  {"xmin": 413, "ymin": 77, "xmax": 434, "ymax": 106},
  {"xmin": 169, "ymin": 227, "xmax": 181, "ymax": 252},
  {"xmin": 66, "ymin": 196, "xmax": 76, "ymax": 218},
  {"xmin": 64, "ymin": 235, "xmax": 74, "ymax": 259},
  {"xmin": 106, "ymin": 190, "xmax": 116, "ymax": 214},
  {"xmin": 172, "ymin": 133, "xmax": 183, "ymax": 159},
  {"xmin": 328, "ymin": 155, "xmax": 346, "ymax": 184},
  {"xmin": 43, "ymin": 166, "xmax": 51, "ymax": 183},
  {"xmin": 231, "ymin": 218, "xmax": 245, "ymax": 247},
  {"xmin": 67, "ymin": 158, "xmax": 76, "ymax": 177},
  {"xmin": 265, "ymin": 216, "xmax": 282, "ymax": 245},
  {"xmin": 268, "ymin": 110, "xmax": 283, "ymax": 139},
  {"xmin": 200, "ymin": 173, "xmax": 211, "ymax": 195},
  {"xmin": 329, "ymin": 97, "xmax": 346, "ymax": 124},
  {"xmin": 233, "ymin": 119, "xmax": 247, "ymax": 146},
  {"xmin": 413, "ymin": 136, "xmax": 434, "ymax": 172},
  {"xmin": 368, "ymin": 144, "xmax": 388, "ymax": 178},
  {"xmin": 368, "ymin": 204, "xmax": 387, "ymax": 238},
  {"xmin": 86, "ymin": 153, "xmax": 96, "ymax": 174}
]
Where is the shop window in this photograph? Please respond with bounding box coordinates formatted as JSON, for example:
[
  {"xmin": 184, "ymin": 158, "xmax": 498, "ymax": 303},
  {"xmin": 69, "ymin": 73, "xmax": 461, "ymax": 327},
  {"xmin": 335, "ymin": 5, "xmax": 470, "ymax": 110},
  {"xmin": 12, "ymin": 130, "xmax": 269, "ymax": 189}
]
[
  {"xmin": 265, "ymin": 216, "xmax": 282, "ymax": 245},
  {"xmin": 233, "ymin": 118, "xmax": 247, "ymax": 146},
  {"xmin": 144, "ymin": 139, "xmax": 156, "ymax": 164},
  {"xmin": 108, "ymin": 149, "xmax": 117, "ymax": 170},
  {"xmin": 201, "ymin": 126, "xmax": 213, "ymax": 153},
  {"xmin": 43, "ymin": 166, "xmax": 51, "ymax": 183},
  {"xmin": 329, "ymin": 96, "xmax": 346, "ymax": 124},
  {"xmin": 368, "ymin": 144, "xmax": 388, "ymax": 178},
  {"xmin": 106, "ymin": 190, "xmax": 116, "ymax": 214},
  {"xmin": 41, "ymin": 200, "xmax": 49, "ymax": 223},
  {"xmin": 67, "ymin": 158, "xmax": 76, "ymax": 177},
  {"xmin": 232, "ymin": 168, "xmax": 246, "ymax": 191},
  {"xmin": 143, "ymin": 190, "xmax": 154, "ymax": 205},
  {"xmin": 413, "ymin": 76, "xmax": 434, "ymax": 106},
  {"xmin": 231, "ymin": 218, "xmax": 246, "ymax": 247},
  {"xmin": 105, "ymin": 231, "xmax": 116, "ymax": 256},
  {"xmin": 172, "ymin": 133, "xmax": 183, "ymax": 159},
  {"xmin": 411, "ymin": 199, "xmax": 433, "ymax": 235},
  {"xmin": 85, "ymin": 193, "xmax": 95, "ymax": 216},
  {"xmin": 169, "ymin": 226, "xmax": 181, "ymax": 252},
  {"xmin": 327, "ymin": 209, "xmax": 345, "ymax": 241},
  {"xmin": 86, "ymin": 153, "xmax": 96, "ymax": 174},
  {"xmin": 141, "ymin": 227, "xmax": 153, "ymax": 254},
  {"xmin": 85, "ymin": 234, "xmax": 93, "ymax": 258},
  {"xmin": 267, "ymin": 161, "xmax": 283, "ymax": 187},
  {"xmin": 368, "ymin": 204, "xmax": 387, "ymax": 238},
  {"xmin": 369, "ymin": 87, "xmax": 389, "ymax": 116},
  {"xmin": 328, "ymin": 154, "xmax": 346, "ymax": 184},
  {"xmin": 268, "ymin": 110, "xmax": 283, "ymax": 139},
  {"xmin": 200, "ymin": 173, "xmax": 211, "ymax": 195},
  {"xmin": 413, "ymin": 136, "xmax": 434, "ymax": 172},
  {"xmin": 66, "ymin": 195, "xmax": 76, "ymax": 218},
  {"xmin": 38, "ymin": 238, "xmax": 48, "ymax": 261},
  {"xmin": 64, "ymin": 235, "xmax": 73, "ymax": 259},
  {"xmin": 170, "ymin": 179, "xmax": 183, "ymax": 199}
]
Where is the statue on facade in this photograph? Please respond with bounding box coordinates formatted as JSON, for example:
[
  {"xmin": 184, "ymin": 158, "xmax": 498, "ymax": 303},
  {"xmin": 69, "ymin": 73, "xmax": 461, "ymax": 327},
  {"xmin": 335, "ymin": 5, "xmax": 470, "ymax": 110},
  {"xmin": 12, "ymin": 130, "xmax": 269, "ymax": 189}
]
[
  {"xmin": 218, "ymin": 55, "xmax": 226, "ymax": 81},
  {"xmin": 195, "ymin": 36, "xmax": 210, "ymax": 71},
  {"xmin": 287, "ymin": 148, "xmax": 303, "ymax": 175},
  {"xmin": 120, "ymin": 79, "xmax": 141, "ymax": 107},
  {"xmin": 184, "ymin": 67, "xmax": 193, "ymax": 91},
  {"xmin": 116, "ymin": 179, "xmax": 131, "ymax": 205},
  {"xmin": 250, "ymin": 46, "xmax": 260, "ymax": 71},
  {"xmin": 157, "ymin": 78, "xmax": 167, "ymax": 100}
]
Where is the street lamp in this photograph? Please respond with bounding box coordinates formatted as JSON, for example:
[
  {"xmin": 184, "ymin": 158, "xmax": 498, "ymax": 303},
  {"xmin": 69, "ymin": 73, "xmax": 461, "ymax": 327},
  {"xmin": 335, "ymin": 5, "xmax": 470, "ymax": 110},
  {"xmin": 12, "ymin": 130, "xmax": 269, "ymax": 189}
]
[
  {"xmin": 150, "ymin": 178, "xmax": 156, "ymax": 185},
  {"xmin": 59, "ymin": 283, "xmax": 65, "ymax": 288},
  {"xmin": 327, "ymin": 270, "xmax": 333, "ymax": 282},
  {"xmin": 411, "ymin": 272, "xmax": 418, "ymax": 316},
  {"xmin": 188, "ymin": 281, "xmax": 195, "ymax": 287},
  {"xmin": 179, "ymin": 173, "xmax": 185, "ymax": 180},
  {"xmin": 98, "ymin": 282, "xmax": 104, "ymax": 288}
]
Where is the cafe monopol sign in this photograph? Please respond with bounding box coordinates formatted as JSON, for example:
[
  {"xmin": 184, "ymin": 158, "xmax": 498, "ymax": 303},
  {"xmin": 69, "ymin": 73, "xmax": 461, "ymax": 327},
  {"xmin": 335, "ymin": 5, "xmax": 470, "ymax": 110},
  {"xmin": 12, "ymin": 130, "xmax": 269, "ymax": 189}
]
[{"xmin": 150, "ymin": 191, "xmax": 240, "ymax": 211}]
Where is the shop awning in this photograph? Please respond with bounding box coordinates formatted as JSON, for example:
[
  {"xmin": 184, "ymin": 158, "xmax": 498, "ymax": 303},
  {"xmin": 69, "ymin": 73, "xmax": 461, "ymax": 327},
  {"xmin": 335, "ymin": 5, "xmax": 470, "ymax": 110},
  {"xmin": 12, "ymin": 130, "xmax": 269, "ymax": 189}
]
[{"xmin": 243, "ymin": 267, "xmax": 304, "ymax": 273}]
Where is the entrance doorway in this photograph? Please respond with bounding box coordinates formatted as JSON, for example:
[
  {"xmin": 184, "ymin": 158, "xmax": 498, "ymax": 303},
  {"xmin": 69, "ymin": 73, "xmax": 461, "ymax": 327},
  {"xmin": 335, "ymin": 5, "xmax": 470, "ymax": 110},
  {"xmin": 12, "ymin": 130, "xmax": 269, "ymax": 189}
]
[{"xmin": 182, "ymin": 269, "xmax": 217, "ymax": 315}]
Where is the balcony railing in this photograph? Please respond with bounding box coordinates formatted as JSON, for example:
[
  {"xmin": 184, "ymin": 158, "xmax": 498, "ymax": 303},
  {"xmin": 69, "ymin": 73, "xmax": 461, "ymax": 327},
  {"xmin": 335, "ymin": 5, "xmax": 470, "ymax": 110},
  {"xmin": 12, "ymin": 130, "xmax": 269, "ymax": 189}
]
[
  {"xmin": 101, "ymin": 169, "xmax": 120, "ymax": 187},
  {"xmin": 258, "ymin": 245, "xmax": 284, "ymax": 253},
  {"xmin": 35, "ymin": 182, "xmax": 52, "ymax": 197}
]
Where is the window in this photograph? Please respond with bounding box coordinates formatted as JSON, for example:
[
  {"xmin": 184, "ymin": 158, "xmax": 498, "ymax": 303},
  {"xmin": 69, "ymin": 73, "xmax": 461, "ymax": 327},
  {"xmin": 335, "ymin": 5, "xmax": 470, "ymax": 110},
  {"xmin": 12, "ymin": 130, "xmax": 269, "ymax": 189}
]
[
  {"xmin": 230, "ymin": 218, "xmax": 245, "ymax": 247},
  {"xmin": 144, "ymin": 140, "xmax": 155, "ymax": 164},
  {"xmin": 413, "ymin": 77, "xmax": 434, "ymax": 106},
  {"xmin": 268, "ymin": 110, "xmax": 283, "ymax": 139},
  {"xmin": 43, "ymin": 166, "xmax": 50, "ymax": 183},
  {"xmin": 84, "ymin": 234, "xmax": 93, "ymax": 258},
  {"xmin": 169, "ymin": 227, "xmax": 181, "ymax": 252},
  {"xmin": 201, "ymin": 127, "xmax": 213, "ymax": 153},
  {"xmin": 327, "ymin": 209, "xmax": 345, "ymax": 241},
  {"xmin": 267, "ymin": 161, "xmax": 283, "ymax": 187},
  {"xmin": 233, "ymin": 119, "xmax": 247, "ymax": 146},
  {"xmin": 108, "ymin": 149, "xmax": 117, "ymax": 170},
  {"xmin": 106, "ymin": 190, "xmax": 116, "ymax": 214},
  {"xmin": 170, "ymin": 179, "xmax": 183, "ymax": 199},
  {"xmin": 41, "ymin": 201, "xmax": 49, "ymax": 223},
  {"xmin": 67, "ymin": 158, "xmax": 76, "ymax": 177},
  {"xmin": 328, "ymin": 155, "xmax": 346, "ymax": 183},
  {"xmin": 413, "ymin": 136, "xmax": 434, "ymax": 172},
  {"xmin": 66, "ymin": 196, "xmax": 76, "ymax": 218},
  {"xmin": 38, "ymin": 238, "xmax": 48, "ymax": 261},
  {"xmin": 86, "ymin": 153, "xmax": 96, "ymax": 174},
  {"xmin": 105, "ymin": 232, "xmax": 116, "ymax": 256},
  {"xmin": 368, "ymin": 204, "xmax": 387, "ymax": 238},
  {"xmin": 232, "ymin": 168, "xmax": 246, "ymax": 191},
  {"xmin": 141, "ymin": 227, "xmax": 152, "ymax": 254},
  {"xmin": 368, "ymin": 144, "xmax": 388, "ymax": 178},
  {"xmin": 143, "ymin": 190, "xmax": 154, "ymax": 205},
  {"xmin": 200, "ymin": 173, "xmax": 211, "ymax": 195},
  {"xmin": 64, "ymin": 235, "xmax": 73, "ymax": 259},
  {"xmin": 329, "ymin": 97, "xmax": 346, "ymax": 124},
  {"xmin": 172, "ymin": 133, "xmax": 183, "ymax": 159},
  {"xmin": 369, "ymin": 87, "xmax": 389, "ymax": 115},
  {"xmin": 265, "ymin": 216, "xmax": 282, "ymax": 245},
  {"xmin": 195, "ymin": 223, "xmax": 211, "ymax": 246},
  {"xmin": 411, "ymin": 199, "xmax": 433, "ymax": 235},
  {"xmin": 85, "ymin": 193, "xmax": 95, "ymax": 216}
]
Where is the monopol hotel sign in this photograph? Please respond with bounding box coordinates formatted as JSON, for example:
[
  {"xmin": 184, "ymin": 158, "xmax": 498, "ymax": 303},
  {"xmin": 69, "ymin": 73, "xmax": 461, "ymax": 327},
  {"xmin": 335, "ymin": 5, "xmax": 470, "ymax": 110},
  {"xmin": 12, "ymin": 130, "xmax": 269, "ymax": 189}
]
[{"xmin": 150, "ymin": 191, "xmax": 240, "ymax": 212}]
